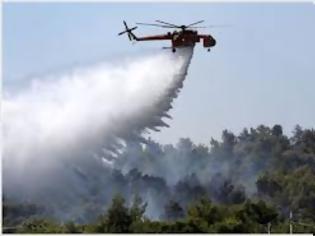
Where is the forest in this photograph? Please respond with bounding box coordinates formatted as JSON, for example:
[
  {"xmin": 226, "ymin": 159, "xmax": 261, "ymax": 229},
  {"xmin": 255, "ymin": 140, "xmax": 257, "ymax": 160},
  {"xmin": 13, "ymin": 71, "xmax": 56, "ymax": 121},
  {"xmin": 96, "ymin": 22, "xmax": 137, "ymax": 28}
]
[{"xmin": 3, "ymin": 124, "xmax": 315, "ymax": 233}]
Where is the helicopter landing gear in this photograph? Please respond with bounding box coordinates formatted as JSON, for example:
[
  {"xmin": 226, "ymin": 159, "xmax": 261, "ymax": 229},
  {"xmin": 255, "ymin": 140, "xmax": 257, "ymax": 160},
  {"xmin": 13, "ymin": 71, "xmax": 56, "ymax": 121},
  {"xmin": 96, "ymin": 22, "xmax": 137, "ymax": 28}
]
[{"xmin": 172, "ymin": 48, "xmax": 176, "ymax": 53}]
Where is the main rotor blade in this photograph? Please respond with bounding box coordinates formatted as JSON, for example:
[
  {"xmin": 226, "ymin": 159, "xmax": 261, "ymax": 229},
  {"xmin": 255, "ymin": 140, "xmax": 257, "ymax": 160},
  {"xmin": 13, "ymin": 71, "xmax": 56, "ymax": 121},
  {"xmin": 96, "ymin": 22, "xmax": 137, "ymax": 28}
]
[
  {"xmin": 188, "ymin": 24, "xmax": 232, "ymax": 30},
  {"xmin": 155, "ymin": 20, "xmax": 179, "ymax": 27},
  {"xmin": 187, "ymin": 20, "xmax": 204, "ymax": 27},
  {"xmin": 196, "ymin": 24, "xmax": 232, "ymax": 28},
  {"xmin": 123, "ymin": 20, "xmax": 128, "ymax": 28},
  {"xmin": 136, "ymin": 22, "xmax": 174, "ymax": 28},
  {"xmin": 128, "ymin": 33, "xmax": 132, "ymax": 41},
  {"xmin": 188, "ymin": 26, "xmax": 209, "ymax": 29}
]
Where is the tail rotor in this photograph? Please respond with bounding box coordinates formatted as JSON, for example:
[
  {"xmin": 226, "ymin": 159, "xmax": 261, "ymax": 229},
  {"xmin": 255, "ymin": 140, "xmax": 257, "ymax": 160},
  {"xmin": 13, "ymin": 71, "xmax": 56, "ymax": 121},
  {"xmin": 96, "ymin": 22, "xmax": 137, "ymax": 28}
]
[{"xmin": 118, "ymin": 21, "xmax": 137, "ymax": 41}]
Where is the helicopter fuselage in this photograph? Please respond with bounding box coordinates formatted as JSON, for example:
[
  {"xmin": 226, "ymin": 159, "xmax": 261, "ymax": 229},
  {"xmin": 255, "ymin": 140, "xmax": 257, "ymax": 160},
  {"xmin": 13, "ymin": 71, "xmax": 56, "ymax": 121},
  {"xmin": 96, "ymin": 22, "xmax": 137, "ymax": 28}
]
[
  {"xmin": 119, "ymin": 20, "xmax": 217, "ymax": 52},
  {"xmin": 170, "ymin": 30, "xmax": 216, "ymax": 49},
  {"xmin": 134, "ymin": 30, "xmax": 216, "ymax": 51}
]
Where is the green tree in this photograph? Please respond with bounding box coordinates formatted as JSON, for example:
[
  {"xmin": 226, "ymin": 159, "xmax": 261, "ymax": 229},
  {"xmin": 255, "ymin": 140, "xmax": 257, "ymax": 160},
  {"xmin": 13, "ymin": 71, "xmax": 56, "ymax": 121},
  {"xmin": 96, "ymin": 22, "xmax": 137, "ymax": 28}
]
[
  {"xmin": 272, "ymin": 124, "xmax": 283, "ymax": 137},
  {"xmin": 186, "ymin": 197, "xmax": 224, "ymax": 232},
  {"xmin": 237, "ymin": 200, "xmax": 278, "ymax": 232},
  {"xmin": 62, "ymin": 221, "xmax": 81, "ymax": 233},
  {"xmin": 164, "ymin": 200, "xmax": 185, "ymax": 220},
  {"xmin": 104, "ymin": 194, "xmax": 132, "ymax": 233},
  {"xmin": 129, "ymin": 194, "xmax": 148, "ymax": 232},
  {"xmin": 129, "ymin": 194, "xmax": 147, "ymax": 222},
  {"xmin": 17, "ymin": 218, "xmax": 62, "ymax": 233}
]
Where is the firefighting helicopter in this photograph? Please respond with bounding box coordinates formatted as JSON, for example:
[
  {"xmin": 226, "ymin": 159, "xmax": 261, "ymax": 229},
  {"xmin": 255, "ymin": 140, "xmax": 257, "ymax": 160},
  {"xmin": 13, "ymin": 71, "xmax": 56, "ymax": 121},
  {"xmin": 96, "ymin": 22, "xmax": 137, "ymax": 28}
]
[{"xmin": 118, "ymin": 20, "xmax": 216, "ymax": 52}]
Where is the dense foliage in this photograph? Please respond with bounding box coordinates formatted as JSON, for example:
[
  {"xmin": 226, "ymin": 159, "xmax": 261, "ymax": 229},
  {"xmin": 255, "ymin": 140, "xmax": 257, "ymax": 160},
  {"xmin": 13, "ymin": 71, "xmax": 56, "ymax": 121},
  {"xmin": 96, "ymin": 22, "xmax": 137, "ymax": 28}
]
[{"xmin": 3, "ymin": 125, "xmax": 315, "ymax": 233}]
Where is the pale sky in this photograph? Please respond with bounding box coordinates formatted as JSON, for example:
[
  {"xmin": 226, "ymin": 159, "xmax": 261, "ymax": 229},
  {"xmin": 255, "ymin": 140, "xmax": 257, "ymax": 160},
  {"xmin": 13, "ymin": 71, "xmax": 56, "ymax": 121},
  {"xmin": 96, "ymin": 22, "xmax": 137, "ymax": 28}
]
[{"xmin": 3, "ymin": 2, "xmax": 315, "ymax": 145}]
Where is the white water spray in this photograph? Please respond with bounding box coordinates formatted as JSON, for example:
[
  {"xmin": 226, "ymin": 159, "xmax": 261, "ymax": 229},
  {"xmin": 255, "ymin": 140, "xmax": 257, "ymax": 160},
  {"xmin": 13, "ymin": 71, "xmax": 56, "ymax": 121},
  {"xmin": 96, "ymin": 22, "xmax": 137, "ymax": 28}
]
[{"xmin": 2, "ymin": 48, "xmax": 193, "ymax": 219}]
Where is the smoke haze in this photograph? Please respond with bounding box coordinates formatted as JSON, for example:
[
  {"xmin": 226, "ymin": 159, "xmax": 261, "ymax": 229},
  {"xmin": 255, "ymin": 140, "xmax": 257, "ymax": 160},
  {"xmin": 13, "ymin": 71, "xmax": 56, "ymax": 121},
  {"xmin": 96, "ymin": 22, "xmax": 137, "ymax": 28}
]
[{"xmin": 3, "ymin": 47, "xmax": 311, "ymax": 224}]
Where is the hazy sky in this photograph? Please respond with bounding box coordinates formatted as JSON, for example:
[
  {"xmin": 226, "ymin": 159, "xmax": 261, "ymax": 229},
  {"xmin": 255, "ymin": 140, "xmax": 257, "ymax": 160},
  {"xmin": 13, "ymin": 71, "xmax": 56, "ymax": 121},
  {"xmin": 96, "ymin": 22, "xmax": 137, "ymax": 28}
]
[{"xmin": 3, "ymin": 2, "xmax": 315, "ymax": 145}]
